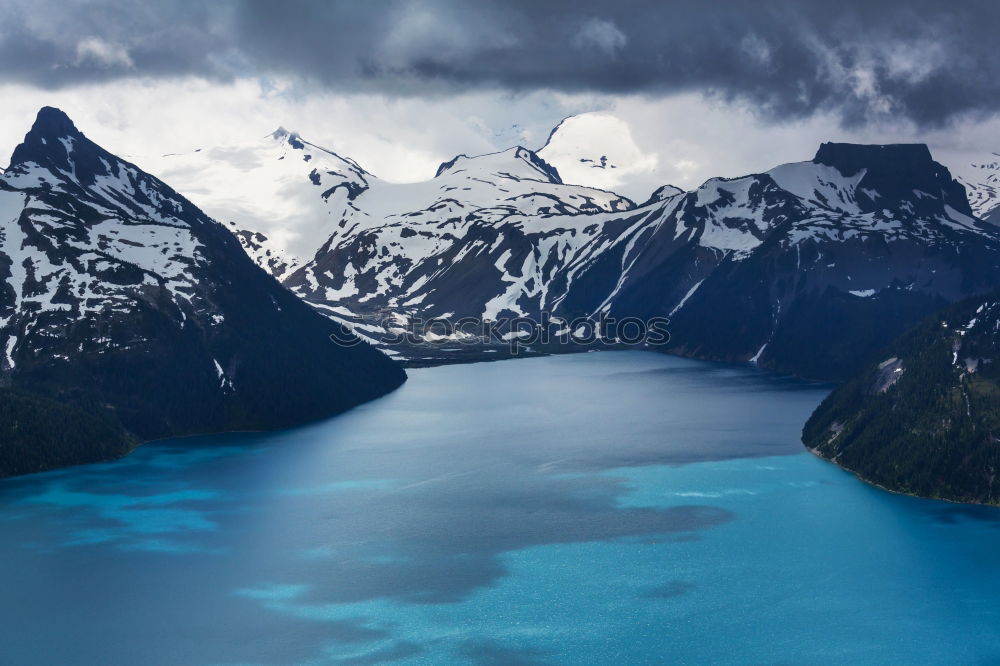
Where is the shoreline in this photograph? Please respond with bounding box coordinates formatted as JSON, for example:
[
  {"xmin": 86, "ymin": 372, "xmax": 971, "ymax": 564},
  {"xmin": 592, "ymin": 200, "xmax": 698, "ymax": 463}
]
[{"xmin": 804, "ymin": 445, "xmax": 1000, "ymax": 508}]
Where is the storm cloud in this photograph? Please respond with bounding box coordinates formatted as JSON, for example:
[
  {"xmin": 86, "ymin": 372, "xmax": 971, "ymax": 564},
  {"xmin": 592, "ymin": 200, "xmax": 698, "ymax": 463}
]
[{"xmin": 0, "ymin": 0, "xmax": 998, "ymax": 127}]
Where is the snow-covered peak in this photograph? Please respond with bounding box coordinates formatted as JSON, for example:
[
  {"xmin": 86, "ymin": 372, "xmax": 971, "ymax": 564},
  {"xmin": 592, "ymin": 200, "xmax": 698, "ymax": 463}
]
[
  {"xmin": 329, "ymin": 145, "xmax": 634, "ymax": 235},
  {"xmin": 764, "ymin": 143, "xmax": 976, "ymax": 222},
  {"xmin": 8, "ymin": 106, "xmax": 79, "ymax": 164},
  {"xmin": 264, "ymin": 125, "xmax": 372, "ymax": 183},
  {"xmin": 0, "ymin": 109, "xmax": 405, "ymax": 471},
  {"xmin": 434, "ymin": 146, "xmax": 562, "ymax": 184},
  {"xmin": 139, "ymin": 130, "xmax": 636, "ymax": 280},
  {"xmin": 809, "ymin": 142, "xmax": 972, "ymax": 217},
  {"xmin": 3, "ymin": 107, "xmax": 205, "ymax": 230},
  {"xmin": 134, "ymin": 127, "xmax": 378, "ymax": 276},
  {"xmin": 267, "ymin": 126, "xmax": 369, "ymax": 172},
  {"xmin": 640, "ymin": 184, "xmax": 685, "ymax": 206},
  {"xmin": 677, "ymin": 173, "xmax": 804, "ymax": 256},
  {"xmin": 8, "ymin": 106, "xmax": 111, "ymax": 184},
  {"xmin": 0, "ymin": 108, "xmax": 225, "ymax": 363}
]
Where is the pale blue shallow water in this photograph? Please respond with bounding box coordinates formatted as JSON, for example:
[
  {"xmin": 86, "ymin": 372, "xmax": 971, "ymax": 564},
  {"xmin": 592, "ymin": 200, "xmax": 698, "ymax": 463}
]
[{"xmin": 2, "ymin": 351, "xmax": 1000, "ymax": 665}]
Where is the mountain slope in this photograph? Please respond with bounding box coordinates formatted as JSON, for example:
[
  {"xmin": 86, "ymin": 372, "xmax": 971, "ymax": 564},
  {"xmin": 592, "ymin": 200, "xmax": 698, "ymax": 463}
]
[
  {"xmin": 0, "ymin": 107, "xmax": 405, "ymax": 477},
  {"xmin": 632, "ymin": 143, "xmax": 1000, "ymax": 379},
  {"xmin": 803, "ymin": 294, "xmax": 1000, "ymax": 505},
  {"xmin": 955, "ymin": 152, "xmax": 1000, "ymax": 225}
]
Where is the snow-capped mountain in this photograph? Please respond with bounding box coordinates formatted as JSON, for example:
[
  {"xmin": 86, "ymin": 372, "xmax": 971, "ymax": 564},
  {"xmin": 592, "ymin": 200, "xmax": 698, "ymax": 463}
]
[
  {"xmin": 284, "ymin": 141, "xmax": 1000, "ymax": 379},
  {"xmin": 621, "ymin": 142, "xmax": 1000, "ymax": 379},
  {"xmin": 141, "ymin": 128, "xmax": 634, "ymax": 282},
  {"xmin": 283, "ymin": 143, "xmax": 637, "ymax": 334},
  {"xmin": 0, "ymin": 107, "xmax": 404, "ymax": 477},
  {"xmin": 145, "ymin": 119, "xmax": 996, "ymax": 379},
  {"xmin": 954, "ymin": 152, "xmax": 1000, "ymax": 224},
  {"xmin": 138, "ymin": 127, "xmax": 379, "ymax": 279}
]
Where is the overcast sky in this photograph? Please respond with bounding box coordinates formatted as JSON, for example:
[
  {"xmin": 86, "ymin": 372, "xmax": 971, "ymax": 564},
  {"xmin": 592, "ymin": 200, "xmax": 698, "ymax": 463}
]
[{"xmin": 1, "ymin": 0, "xmax": 998, "ymax": 200}]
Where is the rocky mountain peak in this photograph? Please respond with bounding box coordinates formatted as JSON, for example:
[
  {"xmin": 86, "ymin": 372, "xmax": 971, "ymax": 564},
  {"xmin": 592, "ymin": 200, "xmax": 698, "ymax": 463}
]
[
  {"xmin": 812, "ymin": 142, "xmax": 933, "ymax": 176},
  {"xmin": 5, "ymin": 106, "xmax": 128, "ymax": 191},
  {"xmin": 28, "ymin": 106, "xmax": 79, "ymax": 137},
  {"xmin": 811, "ymin": 142, "xmax": 972, "ymax": 217},
  {"xmin": 8, "ymin": 107, "xmax": 85, "ymax": 169},
  {"xmin": 270, "ymin": 126, "xmax": 308, "ymax": 150}
]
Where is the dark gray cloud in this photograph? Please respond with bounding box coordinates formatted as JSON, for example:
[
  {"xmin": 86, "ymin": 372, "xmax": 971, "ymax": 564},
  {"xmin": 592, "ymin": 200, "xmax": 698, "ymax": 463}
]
[
  {"xmin": 0, "ymin": 1, "xmax": 236, "ymax": 85},
  {"xmin": 1, "ymin": 0, "xmax": 998, "ymax": 127}
]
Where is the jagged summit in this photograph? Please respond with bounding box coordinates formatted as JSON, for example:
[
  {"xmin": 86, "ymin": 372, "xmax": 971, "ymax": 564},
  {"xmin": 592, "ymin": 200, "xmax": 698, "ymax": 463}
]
[
  {"xmin": 266, "ymin": 125, "xmax": 369, "ymax": 177},
  {"xmin": 797, "ymin": 142, "xmax": 974, "ymax": 217},
  {"xmin": 269, "ymin": 126, "xmax": 310, "ymax": 151},
  {"xmin": 26, "ymin": 106, "xmax": 79, "ymax": 138},
  {"xmin": 8, "ymin": 106, "xmax": 86, "ymax": 171},
  {"xmin": 434, "ymin": 146, "xmax": 563, "ymax": 184},
  {"xmin": 3, "ymin": 106, "xmax": 210, "ymax": 221}
]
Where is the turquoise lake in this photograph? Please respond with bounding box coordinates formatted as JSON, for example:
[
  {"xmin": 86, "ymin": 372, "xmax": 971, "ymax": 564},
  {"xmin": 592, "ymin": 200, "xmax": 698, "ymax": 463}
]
[{"xmin": 3, "ymin": 351, "xmax": 1000, "ymax": 664}]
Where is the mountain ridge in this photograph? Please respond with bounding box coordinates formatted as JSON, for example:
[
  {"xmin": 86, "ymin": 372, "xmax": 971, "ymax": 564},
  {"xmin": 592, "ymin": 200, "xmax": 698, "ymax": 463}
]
[
  {"xmin": 269, "ymin": 137, "xmax": 1000, "ymax": 378},
  {"xmin": 136, "ymin": 118, "xmax": 1000, "ymax": 378}
]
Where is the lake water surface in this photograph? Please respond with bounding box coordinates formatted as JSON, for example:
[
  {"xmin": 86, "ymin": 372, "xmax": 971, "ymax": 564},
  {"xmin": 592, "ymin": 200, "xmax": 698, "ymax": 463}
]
[{"xmin": 3, "ymin": 352, "xmax": 1000, "ymax": 664}]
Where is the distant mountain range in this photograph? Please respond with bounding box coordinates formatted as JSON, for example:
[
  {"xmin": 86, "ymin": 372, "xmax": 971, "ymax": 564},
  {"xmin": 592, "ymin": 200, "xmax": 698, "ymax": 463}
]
[
  {"xmin": 152, "ymin": 128, "xmax": 1000, "ymax": 380},
  {"xmin": 0, "ymin": 108, "xmax": 405, "ymax": 477}
]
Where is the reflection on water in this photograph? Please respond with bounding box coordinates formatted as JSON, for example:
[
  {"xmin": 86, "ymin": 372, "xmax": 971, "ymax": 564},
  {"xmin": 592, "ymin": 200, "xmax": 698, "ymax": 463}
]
[{"xmin": 1, "ymin": 352, "xmax": 999, "ymax": 664}]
